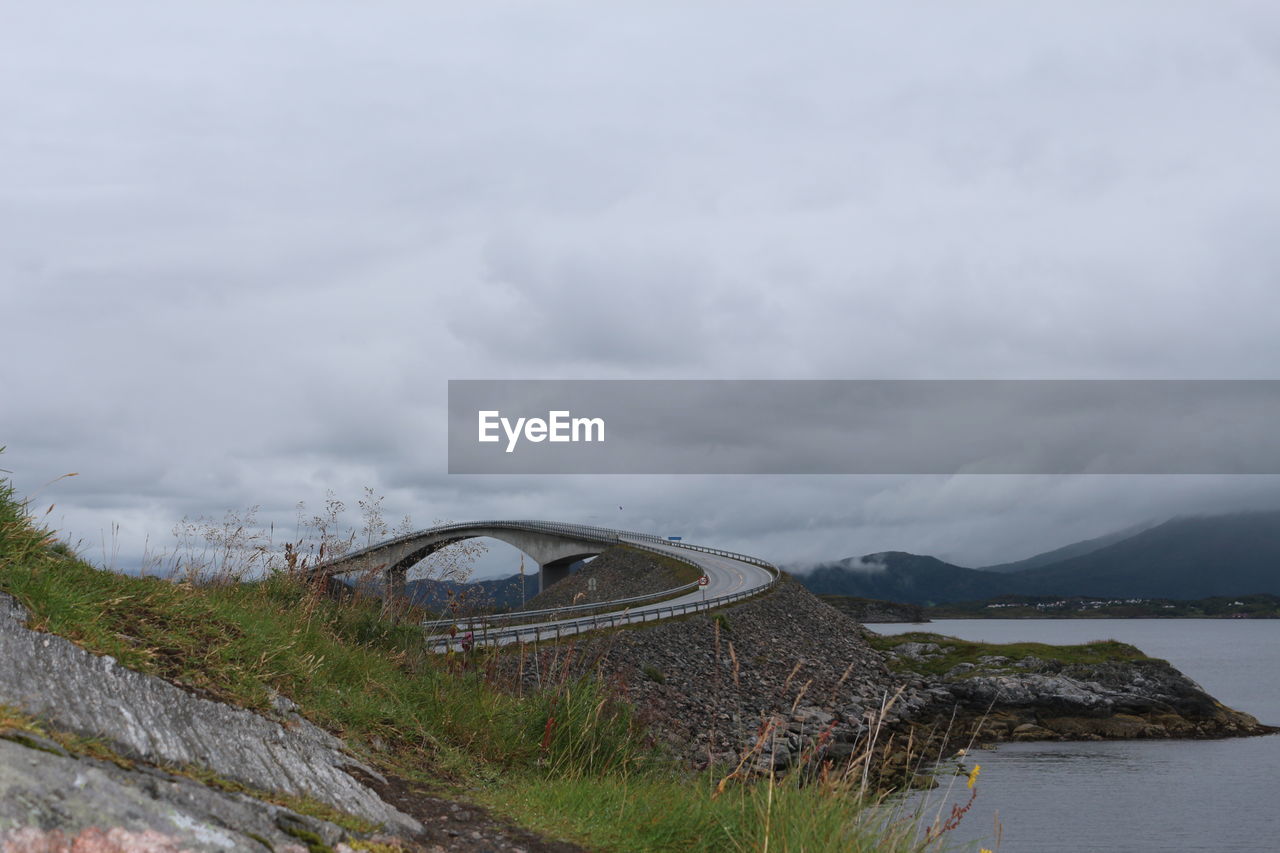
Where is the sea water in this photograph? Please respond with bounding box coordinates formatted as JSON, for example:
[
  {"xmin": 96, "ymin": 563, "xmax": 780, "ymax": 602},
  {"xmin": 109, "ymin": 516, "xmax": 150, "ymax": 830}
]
[{"xmin": 870, "ymin": 619, "xmax": 1280, "ymax": 852}]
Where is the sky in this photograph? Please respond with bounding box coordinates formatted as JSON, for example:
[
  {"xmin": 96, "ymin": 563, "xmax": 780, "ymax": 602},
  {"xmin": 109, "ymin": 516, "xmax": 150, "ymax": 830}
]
[{"xmin": 3, "ymin": 2, "xmax": 1279, "ymax": 579}]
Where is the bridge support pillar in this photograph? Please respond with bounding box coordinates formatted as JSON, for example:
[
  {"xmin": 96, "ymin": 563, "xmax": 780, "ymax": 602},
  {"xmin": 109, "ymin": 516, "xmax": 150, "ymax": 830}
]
[{"xmin": 538, "ymin": 558, "xmax": 575, "ymax": 594}]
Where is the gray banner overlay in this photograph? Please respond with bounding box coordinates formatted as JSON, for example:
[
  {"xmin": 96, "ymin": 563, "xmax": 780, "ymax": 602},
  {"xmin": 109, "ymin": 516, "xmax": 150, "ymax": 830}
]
[{"xmin": 448, "ymin": 380, "xmax": 1280, "ymax": 475}]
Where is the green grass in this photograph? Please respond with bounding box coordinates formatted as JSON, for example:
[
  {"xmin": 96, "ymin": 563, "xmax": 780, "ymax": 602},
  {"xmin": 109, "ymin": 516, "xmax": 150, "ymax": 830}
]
[
  {"xmin": 628, "ymin": 545, "xmax": 704, "ymax": 586},
  {"xmin": 481, "ymin": 770, "xmax": 930, "ymax": 853},
  {"xmin": 0, "ymin": 462, "xmax": 962, "ymax": 851},
  {"xmin": 866, "ymin": 630, "xmax": 1151, "ymax": 677}
]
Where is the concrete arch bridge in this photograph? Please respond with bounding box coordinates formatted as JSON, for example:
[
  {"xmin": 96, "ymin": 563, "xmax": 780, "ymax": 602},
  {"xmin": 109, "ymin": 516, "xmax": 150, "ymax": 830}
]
[{"xmin": 310, "ymin": 520, "xmax": 778, "ymax": 639}]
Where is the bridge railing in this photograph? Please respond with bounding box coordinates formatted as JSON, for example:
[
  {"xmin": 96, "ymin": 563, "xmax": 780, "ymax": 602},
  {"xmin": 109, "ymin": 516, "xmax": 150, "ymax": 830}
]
[{"xmin": 420, "ymin": 576, "xmax": 702, "ymax": 631}]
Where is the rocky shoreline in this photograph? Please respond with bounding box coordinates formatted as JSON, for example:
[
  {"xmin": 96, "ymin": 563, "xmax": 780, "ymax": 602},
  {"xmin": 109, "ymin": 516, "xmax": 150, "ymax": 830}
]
[
  {"xmin": 881, "ymin": 637, "xmax": 1275, "ymax": 746},
  {"xmin": 497, "ymin": 577, "xmax": 1276, "ymax": 784}
]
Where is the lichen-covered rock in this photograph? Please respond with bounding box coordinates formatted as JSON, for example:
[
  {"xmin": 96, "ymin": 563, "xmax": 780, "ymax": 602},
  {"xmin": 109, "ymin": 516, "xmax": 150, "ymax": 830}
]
[
  {"xmin": 0, "ymin": 591, "xmax": 419, "ymax": 834},
  {"xmin": 903, "ymin": 649, "xmax": 1273, "ymax": 741},
  {"xmin": 0, "ymin": 736, "xmax": 364, "ymax": 851}
]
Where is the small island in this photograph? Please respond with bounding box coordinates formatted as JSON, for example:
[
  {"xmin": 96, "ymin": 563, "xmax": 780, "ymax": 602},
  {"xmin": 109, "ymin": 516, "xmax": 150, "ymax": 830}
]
[
  {"xmin": 926, "ymin": 592, "xmax": 1280, "ymax": 619},
  {"xmin": 866, "ymin": 631, "xmax": 1276, "ymax": 745}
]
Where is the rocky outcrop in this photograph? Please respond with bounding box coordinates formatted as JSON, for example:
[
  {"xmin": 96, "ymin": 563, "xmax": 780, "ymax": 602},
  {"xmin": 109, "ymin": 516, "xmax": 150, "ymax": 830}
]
[
  {"xmin": 0, "ymin": 734, "xmax": 374, "ymax": 852},
  {"xmin": 0, "ymin": 591, "xmax": 419, "ymax": 835},
  {"xmin": 884, "ymin": 642, "xmax": 1275, "ymax": 742}
]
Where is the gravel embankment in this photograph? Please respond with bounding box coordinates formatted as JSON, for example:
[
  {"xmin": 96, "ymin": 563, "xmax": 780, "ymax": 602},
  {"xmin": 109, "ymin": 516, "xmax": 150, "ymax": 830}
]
[{"xmin": 501, "ymin": 577, "xmax": 925, "ymax": 770}]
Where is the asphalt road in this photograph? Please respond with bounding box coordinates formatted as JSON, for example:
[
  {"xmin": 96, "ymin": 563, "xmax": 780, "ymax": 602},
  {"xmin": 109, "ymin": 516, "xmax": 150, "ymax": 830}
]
[{"xmin": 429, "ymin": 527, "xmax": 775, "ymax": 650}]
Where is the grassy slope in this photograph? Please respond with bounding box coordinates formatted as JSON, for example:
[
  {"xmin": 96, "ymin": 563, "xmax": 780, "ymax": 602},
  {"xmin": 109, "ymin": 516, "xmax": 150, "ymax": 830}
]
[
  {"xmin": 0, "ymin": 468, "xmax": 960, "ymax": 852},
  {"xmin": 518, "ymin": 544, "xmax": 701, "ymax": 613}
]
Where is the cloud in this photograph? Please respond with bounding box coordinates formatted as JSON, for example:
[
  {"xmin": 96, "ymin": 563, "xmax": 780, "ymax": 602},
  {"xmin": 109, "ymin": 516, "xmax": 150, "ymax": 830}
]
[
  {"xmin": 2, "ymin": 2, "xmax": 1279, "ymax": 576},
  {"xmin": 788, "ymin": 555, "xmax": 890, "ymax": 576}
]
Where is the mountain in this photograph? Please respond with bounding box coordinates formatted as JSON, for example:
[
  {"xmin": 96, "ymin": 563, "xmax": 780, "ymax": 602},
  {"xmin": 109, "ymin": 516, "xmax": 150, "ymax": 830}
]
[
  {"xmin": 979, "ymin": 521, "xmax": 1158, "ymax": 573},
  {"xmin": 1009, "ymin": 511, "xmax": 1280, "ymax": 600},
  {"xmin": 404, "ymin": 573, "xmax": 530, "ymax": 613},
  {"xmin": 796, "ymin": 552, "xmax": 1020, "ymax": 606},
  {"xmin": 335, "ymin": 572, "xmax": 535, "ymax": 614},
  {"xmin": 795, "ymin": 510, "xmax": 1280, "ymax": 604}
]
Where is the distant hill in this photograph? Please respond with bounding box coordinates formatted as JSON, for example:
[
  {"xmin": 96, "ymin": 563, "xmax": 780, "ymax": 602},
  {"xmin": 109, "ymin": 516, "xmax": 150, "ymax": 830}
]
[
  {"xmin": 797, "ymin": 552, "xmax": 1020, "ymax": 606},
  {"xmin": 1010, "ymin": 511, "xmax": 1280, "ymax": 599},
  {"xmin": 794, "ymin": 510, "xmax": 1280, "ymax": 605},
  {"xmin": 819, "ymin": 595, "xmax": 929, "ymax": 623},
  {"xmin": 335, "ymin": 572, "xmax": 535, "ymax": 614},
  {"xmin": 404, "ymin": 573, "xmax": 530, "ymax": 614},
  {"xmin": 979, "ymin": 521, "xmax": 1157, "ymax": 574}
]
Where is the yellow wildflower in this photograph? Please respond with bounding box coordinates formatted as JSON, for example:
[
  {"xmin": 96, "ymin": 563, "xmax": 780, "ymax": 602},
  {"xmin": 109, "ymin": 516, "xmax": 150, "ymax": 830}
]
[{"xmin": 967, "ymin": 764, "xmax": 981, "ymax": 789}]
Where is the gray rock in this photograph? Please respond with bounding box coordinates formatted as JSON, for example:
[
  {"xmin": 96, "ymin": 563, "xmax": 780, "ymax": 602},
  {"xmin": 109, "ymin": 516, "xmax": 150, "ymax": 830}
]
[
  {"xmin": 791, "ymin": 706, "xmax": 835, "ymax": 728},
  {"xmin": 815, "ymin": 742, "xmax": 860, "ymax": 764},
  {"xmin": 832, "ymin": 724, "xmax": 868, "ymax": 743},
  {"xmin": 892, "ymin": 642, "xmax": 943, "ymax": 661},
  {"xmin": 268, "ymin": 689, "xmax": 301, "ymax": 716},
  {"xmin": 0, "ymin": 591, "xmax": 419, "ymax": 834},
  {"xmin": 0, "ymin": 736, "xmax": 359, "ymax": 851},
  {"xmin": 946, "ymin": 673, "xmax": 1113, "ymax": 712}
]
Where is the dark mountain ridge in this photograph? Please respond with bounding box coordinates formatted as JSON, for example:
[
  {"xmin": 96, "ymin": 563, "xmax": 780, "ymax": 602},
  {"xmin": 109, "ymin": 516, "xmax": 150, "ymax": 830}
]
[
  {"xmin": 979, "ymin": 520, "xmax": 1158, "ymax": 574},
  {"xmin": 798, "ymin": 551, "xmax": 1015, "ymax": 605},
  {"xmin": 1011, "ymin": 510, "xmax": 1280, "ymax": 599},
  {"xmin": 794, "ymin": 510, "xmax": 1280, "ymax": 605}
]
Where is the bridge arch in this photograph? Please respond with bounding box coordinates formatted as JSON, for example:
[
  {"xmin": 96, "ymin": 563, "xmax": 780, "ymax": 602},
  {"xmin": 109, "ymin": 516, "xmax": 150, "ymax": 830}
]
[{"xmin": 312, "ymin": 521, "xmax": 621, "ymax": 606}]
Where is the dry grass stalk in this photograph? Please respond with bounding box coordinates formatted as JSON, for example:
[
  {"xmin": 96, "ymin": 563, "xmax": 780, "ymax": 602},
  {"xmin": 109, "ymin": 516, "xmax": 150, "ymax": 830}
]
[
  {"xmin": 789, "ymin": 679, "xmax": 813, "ymax": 715},
  {"xmin": 781, "ymin": 660, "xmax": 803, "ymax": 694}
]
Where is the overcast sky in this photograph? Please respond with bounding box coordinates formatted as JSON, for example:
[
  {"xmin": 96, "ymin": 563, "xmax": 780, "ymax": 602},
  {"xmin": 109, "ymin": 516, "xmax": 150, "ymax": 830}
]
[{"xmin": 4, "ymin": 2, "xmax": 1279, "ymax": 578}]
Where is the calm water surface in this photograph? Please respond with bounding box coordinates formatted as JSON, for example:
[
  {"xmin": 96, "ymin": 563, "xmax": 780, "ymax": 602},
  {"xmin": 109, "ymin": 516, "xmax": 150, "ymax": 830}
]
[{"xmin": 871, "ymin": 619, "xmax": 1280, "ymax": 853}]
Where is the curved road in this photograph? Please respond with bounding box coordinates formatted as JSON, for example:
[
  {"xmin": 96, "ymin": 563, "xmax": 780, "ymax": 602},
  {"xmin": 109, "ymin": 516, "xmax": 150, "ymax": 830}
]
[{"xmin": 421, "ymin": 524, "xmax": 778, "ymax": 650}]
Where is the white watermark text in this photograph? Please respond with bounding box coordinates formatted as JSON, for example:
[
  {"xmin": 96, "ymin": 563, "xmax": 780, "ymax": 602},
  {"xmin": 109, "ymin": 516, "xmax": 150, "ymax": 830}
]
[{"xmin": 478, "ymin": 410, "xmax": 605, "ymax": 453}]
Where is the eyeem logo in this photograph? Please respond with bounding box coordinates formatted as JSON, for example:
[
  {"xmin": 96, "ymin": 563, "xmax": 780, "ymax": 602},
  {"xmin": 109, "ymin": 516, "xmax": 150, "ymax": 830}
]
[{"xmin": 478, "ymin": 410, "xmax": 605, "ymax": 453}]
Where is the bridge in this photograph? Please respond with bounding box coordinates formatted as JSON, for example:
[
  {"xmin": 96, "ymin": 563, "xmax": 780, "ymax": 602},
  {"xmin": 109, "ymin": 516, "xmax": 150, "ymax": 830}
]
[{"xmin": 311, "ymin": 520, "xmax": 779, "ymax": 646}]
